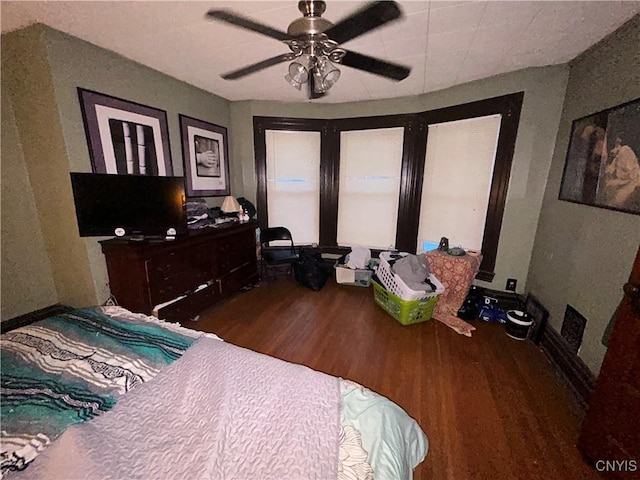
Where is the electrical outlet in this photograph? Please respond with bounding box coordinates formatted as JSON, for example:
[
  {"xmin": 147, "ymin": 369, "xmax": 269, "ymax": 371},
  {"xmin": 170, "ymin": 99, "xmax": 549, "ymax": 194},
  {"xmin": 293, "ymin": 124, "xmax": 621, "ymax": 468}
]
[{"xmin": 506, "ymin": 278, "xmax": 517, "ymax": 291}]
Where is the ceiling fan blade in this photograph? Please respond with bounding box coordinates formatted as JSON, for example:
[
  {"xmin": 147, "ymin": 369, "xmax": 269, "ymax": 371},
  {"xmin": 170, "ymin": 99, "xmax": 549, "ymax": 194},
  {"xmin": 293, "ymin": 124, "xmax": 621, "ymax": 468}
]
[
  {"xmin": 308, "ymin": 72, "xmax": 326, "ymax": 100},
  {"xmin": 206, "ymin": 9, "xmax": 293, "ymax": 42},
  {"xmin": 340, "ymin": 50, "xmax": 411, "ymax": 81},
  {"xmin": 323, "ymin": 1, "xmax": 402, "ymax": 45},
  {"xmin": 221, "ymin": 53, "xmax": 293, "ymax": 80}
]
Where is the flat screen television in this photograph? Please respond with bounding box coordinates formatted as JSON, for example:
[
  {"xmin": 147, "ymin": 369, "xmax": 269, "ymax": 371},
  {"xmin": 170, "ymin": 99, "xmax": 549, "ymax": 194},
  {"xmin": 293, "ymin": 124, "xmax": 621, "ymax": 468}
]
[{"xmin": 70, "ymin": 173, "xmax": 187, "ymax": 239}]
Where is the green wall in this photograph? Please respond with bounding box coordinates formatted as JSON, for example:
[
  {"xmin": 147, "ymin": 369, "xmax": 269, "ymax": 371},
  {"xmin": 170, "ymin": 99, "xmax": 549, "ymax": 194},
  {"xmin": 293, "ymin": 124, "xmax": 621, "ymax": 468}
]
[
  {"xmin": 1, "ymin": 25, "xmax": 233, "ymax": 312},
  {"xmin": 230, "ymin": 65, "xmax": 570, "ymax": 294},
  {"xmin": 1, "ymin": 71, "xmax": 58, "ymax": 319},
  {"xmin": 42, "ymin": 26, "xmax": 233, "ymax": 302},
  {"xmin": 2, "ymin": 26, "xmax": 97, "ymax": 315},
  {"xmin": 528, "ymin": 15, "xmax": 640, "ymax": 375}
]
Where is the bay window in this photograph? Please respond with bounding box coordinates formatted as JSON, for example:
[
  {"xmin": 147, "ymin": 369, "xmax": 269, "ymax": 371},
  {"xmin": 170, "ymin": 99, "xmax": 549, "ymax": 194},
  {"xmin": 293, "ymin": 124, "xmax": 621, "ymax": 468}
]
[{"xmin": 254, "ymin": 92, "xmax": 523, "ymax": 281}]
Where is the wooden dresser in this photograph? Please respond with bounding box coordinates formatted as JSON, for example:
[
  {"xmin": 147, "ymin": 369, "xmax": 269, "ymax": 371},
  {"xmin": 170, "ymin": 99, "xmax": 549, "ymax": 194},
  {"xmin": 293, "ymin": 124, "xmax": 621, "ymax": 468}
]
[{"xmin": 100, "ymin": 221, "xmax": 258, "ymax": 323}]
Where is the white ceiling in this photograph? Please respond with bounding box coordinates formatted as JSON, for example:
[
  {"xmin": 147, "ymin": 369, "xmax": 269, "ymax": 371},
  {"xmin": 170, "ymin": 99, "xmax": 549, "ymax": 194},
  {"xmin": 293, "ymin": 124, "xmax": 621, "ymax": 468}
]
[{"xmin": 2, "ymin": 1, "xmax": 639, "ymax": 104}]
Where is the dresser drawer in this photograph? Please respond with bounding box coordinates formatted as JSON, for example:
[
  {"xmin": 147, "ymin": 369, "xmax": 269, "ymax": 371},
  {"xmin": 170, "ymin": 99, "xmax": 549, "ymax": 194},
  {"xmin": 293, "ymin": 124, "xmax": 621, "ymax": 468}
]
[
  {"xmin": 147, "ymin": 247, "xmax": 210, "ymax": 282},
  {"xmin": 154, "ymin": 284, "xmax": 220, "ymax": 323},
  {"xmin": 217, "ymin": 230, "xmax": 257, "ymax": 273},
  {"xmin": 218, "ymin": 261, "xmax": 258, "ymax": 296},
  {"xmin": 148, "ymin": 268, "xmax": 212, "ymax": 306}
]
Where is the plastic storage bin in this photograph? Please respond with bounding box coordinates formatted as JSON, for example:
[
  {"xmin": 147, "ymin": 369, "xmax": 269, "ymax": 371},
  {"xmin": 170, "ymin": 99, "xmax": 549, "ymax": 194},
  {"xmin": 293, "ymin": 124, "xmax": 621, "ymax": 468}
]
[
  {"xmin": 334, "ymin": 263, "xmax": 373, "ymax": 287},
  {"xmin": 372, "ymin": 277, "xmax": 442, "ymax": 326},
  {"xmin": 334, "ymin": 257, "xmax": 378, "ymax": 287},
  {"xmin": 377, "ymin": 252, "xmax": 444, "ymax": 300}
]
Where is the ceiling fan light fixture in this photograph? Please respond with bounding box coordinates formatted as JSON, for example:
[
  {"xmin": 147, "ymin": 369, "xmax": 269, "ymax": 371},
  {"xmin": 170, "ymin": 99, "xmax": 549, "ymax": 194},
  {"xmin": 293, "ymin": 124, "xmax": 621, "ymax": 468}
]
[
  {"xmin": 319, "ymin": 57, "xmax": 340, "ymax": 89},
  {"xmin": 311, "ymin": 67, "xmax": 326, "ymax": 94},
  {"xmin": 285, "ymin": 73, "xmax": 304, "ymax": 90},
  {"xmin": 312, "ymin": 56, "xmax": 340, "ymax": 93},
  {"xmin": 285, "ymin": 60, "xmax": 309, "ymax": 90}
]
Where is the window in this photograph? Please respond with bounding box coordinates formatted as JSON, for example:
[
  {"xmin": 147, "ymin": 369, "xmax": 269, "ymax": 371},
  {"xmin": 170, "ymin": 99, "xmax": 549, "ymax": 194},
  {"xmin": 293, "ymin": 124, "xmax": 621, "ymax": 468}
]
[
  {"xmin": 418, "ymin": 114, "xmax": 501, "ymax": 252},
  {"xmin": 337, "ymin": 127, "xmax": 404, "ymax": 249},
  {"xmin": 265, "ymin": 130, "xmax": 321, "ymax": 244}
]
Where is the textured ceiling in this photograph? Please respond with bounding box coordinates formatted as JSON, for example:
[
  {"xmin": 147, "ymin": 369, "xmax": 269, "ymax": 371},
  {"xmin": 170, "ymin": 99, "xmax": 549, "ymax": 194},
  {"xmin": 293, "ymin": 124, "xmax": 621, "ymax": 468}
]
[{"xmin": 2, "ymin": 1, "xmax": 639, "ymax": 104}]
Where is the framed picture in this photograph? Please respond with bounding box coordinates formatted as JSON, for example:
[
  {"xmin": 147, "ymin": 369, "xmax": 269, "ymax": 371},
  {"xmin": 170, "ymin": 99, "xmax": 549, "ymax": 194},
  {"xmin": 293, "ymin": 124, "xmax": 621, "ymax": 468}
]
[
  {"xmin": 77, "ymin": 88, "xmax": 173, "ymax": 176},
  {"xmin": 559, "ymin": 97, "xmax": 640, "ymax": 215},
  {"xmin": 524, "ymin": 294, "xmax": 549, "ymax": 345},
  {"xmin": 179, "ymin": 114, "xmax": 230, "ymax": 197}
]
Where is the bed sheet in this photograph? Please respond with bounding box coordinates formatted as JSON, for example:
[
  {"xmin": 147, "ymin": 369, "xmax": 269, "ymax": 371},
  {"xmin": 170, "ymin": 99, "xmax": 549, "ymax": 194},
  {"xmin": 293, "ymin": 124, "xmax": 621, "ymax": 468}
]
[{"xmin": 340, "ymin": 380, "xmax": 428, "ymax": 480}]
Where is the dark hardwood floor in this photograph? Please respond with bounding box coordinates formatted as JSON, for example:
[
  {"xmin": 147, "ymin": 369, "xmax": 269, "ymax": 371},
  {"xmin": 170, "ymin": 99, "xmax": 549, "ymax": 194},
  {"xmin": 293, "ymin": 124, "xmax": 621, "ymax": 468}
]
[{"xmin": 183, "ymin": 278, "xmax": 599, "ymax": 480}]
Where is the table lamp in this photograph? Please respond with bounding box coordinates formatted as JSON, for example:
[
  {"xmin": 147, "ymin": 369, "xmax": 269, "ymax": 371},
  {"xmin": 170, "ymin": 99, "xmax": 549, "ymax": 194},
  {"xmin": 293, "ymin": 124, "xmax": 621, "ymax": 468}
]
[{"xmin": 221, "ymin": 195, "xmax": 241, "ymax": 216}]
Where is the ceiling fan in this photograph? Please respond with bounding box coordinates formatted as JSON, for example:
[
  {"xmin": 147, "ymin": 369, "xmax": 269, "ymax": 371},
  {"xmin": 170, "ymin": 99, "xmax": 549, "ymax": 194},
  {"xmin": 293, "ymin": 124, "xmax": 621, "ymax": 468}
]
[{"xmin": 206, "ymin": 0, "xmax": 412, "ymax": 99}]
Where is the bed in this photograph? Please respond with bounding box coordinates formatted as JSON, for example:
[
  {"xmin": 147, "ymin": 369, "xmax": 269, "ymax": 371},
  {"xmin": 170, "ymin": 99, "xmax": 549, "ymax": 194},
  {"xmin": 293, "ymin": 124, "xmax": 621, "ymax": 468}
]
[{"xmin": 1, "ymin": 306, "xmax": 428, "ymax": 479}]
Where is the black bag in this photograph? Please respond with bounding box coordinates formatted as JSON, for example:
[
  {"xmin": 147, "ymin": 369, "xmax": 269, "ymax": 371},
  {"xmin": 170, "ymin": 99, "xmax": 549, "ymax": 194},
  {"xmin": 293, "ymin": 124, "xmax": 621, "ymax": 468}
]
[{"xmin": 294, "ymin": 249, "xmax": 327, "ymax": 291}]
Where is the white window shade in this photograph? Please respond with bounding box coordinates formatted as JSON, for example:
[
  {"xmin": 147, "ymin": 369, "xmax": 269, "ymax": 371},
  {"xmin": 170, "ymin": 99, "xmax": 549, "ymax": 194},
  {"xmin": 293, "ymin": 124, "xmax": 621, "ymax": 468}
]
[
  {"xmin": 265, "ymin": 130, "xmax": 320, "ymax": 245},
  {"xmin": 337, "ymin": 127, "xmax": 404, "ymax": 249},
  {"xmin": 418, "ymin": 114, "xmax": 501, "ymax": 252}
]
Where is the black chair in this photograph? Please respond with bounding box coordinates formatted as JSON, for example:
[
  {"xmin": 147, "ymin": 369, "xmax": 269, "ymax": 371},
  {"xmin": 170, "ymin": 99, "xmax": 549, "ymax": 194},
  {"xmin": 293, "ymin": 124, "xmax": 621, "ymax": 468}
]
[{"xmin": 260, "ymin": 227, "xmax": 299, "ymax": 281}]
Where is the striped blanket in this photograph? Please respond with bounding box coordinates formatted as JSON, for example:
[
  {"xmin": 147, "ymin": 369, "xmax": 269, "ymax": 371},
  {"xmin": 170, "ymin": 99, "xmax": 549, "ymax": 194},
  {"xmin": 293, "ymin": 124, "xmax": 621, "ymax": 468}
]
[{"xmin": 0, "ymin": 306, "xmax": 211, "ymax": 477}]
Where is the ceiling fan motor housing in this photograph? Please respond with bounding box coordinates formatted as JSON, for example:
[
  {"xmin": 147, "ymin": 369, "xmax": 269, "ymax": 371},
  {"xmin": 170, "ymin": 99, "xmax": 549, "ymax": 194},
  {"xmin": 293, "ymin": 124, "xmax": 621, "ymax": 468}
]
[
  {"xmin": 288, "ymin": 0, "xmax": 333, "ymax": 37},
  {"xmin": 299, "ymin": 0, "xmax": 326, "ymax": 17}
]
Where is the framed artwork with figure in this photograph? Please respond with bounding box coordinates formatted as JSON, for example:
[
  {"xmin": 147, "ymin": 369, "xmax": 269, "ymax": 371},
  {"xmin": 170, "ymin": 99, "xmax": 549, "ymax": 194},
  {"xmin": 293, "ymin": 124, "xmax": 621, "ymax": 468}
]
[
  {"xmin": 180, "ymin": 115, "xmax": 230, "ymax": 197},
  {"xmin": 558, "ymin": 97, "xmax": 640, "ymax": 215},
  {"xmin": 78, "ymin": 88, "xmax": 173, "ymax": 176}
]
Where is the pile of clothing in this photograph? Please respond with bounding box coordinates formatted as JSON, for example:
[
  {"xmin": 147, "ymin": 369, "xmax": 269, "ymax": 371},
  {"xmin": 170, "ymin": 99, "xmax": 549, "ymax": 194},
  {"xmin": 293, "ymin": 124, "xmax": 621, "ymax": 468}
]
[
  {"xmin": 385, "ymin": 253, "xmax": 437, "ymax": 293},
  {"xmin": 185, "ymin": 199, "xmax": 216, "ymax": 229}
]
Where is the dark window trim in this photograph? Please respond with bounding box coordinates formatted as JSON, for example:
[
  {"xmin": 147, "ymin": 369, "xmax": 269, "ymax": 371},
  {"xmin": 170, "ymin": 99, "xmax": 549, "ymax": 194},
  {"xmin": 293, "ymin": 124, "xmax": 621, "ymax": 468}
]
[
  {"xmin": 253, "ymin": 92, "xmax": 524, "ymax": 282},
  {"xmin": 253, "ymin": 117, "xmax": 329, "ymax": 234},
  {"xmin": 418, "ymin": 92, "xmax": 524, "ymax": 281},
  {"xmin": 332, "ymin": 114, "xmax": 417, "ymax": 249}
]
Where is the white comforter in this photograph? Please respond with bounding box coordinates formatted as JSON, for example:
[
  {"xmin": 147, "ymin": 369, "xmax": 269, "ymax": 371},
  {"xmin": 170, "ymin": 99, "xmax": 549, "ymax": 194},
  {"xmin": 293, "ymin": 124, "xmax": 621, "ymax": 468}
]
[
  {"xmin": 18, "ymin": 337, "xmax": 427, "ymax": 479},
  {"xmin": 21, "ymin": 337, "xmax": 340, "ymax": 479}
]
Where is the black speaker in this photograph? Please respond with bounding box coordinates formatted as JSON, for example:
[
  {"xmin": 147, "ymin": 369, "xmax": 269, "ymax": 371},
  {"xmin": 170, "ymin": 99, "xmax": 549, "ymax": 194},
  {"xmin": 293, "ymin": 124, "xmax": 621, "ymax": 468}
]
[
  {"xmin": 237, "ymin": 197, "xmax": 256, "ymax": 219},
  {"xmin": 457, "ymin": 285, "xmax": 482, "ymax": 320}
]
